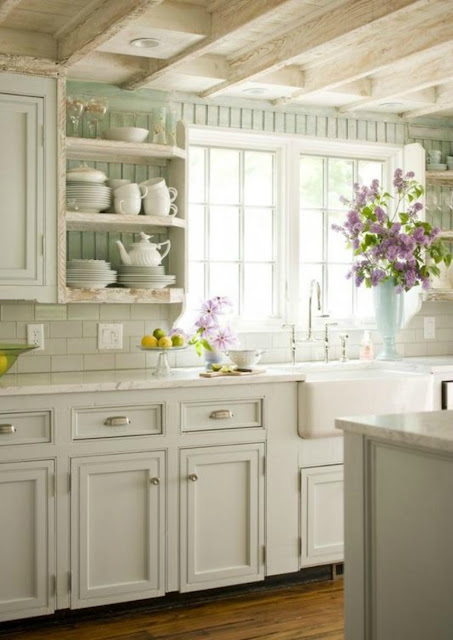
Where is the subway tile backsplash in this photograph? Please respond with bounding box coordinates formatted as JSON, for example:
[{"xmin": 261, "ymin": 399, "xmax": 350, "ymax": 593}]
[{"xmin": 1, "ymin": 301, "xmax": 452, "ymax": 376}]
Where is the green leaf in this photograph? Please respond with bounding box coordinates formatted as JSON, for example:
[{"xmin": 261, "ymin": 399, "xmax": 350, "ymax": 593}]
[{"xmin": 201, "ymin": 339, "xmax": 212, "ymax": 351}]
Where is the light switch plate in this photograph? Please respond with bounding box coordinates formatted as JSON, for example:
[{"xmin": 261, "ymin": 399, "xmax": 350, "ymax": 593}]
[
  {"xmin": 423, "ymin": 316, "xmax": 436, "ymax": 340},
  {"xmin": 98, "ymin": 323, "xmax": 123, "ymax": 350}
]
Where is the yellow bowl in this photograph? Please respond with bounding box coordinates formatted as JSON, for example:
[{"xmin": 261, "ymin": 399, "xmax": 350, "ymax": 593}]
[{"xmin": 0, "ymin": 344, "xmax": 37, "ymax": 378}]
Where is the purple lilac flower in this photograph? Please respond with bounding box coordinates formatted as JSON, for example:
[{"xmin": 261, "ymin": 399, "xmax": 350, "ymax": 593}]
[
  {"xmin": 370, "ymin": 269, "xmax": 387, "ymax": 286},
  {"xmin": 375, "ymin": 206, "xmax": 387, "ymax": 223}
]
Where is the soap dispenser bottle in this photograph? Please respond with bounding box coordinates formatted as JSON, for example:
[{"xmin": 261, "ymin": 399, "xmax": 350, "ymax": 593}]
[{"xmin": 359, "ymin": 331, "xmax": 374, "ymax": 361}]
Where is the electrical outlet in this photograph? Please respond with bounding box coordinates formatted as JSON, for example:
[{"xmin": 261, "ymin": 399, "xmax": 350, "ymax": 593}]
[
  {"xmin": 424, "ymin": 316, "xmax": 436, "ymax": 340},
  {"xmin": 98, "ymin": 323, "xmax": 123, "ymax": 350},
  {"xmin": 27, "ymin": 324, "xmax": 45, "ymax": 351}
]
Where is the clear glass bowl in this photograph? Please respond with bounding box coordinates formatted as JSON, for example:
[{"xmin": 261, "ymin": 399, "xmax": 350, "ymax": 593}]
[{"xmin": 0, "ymin": 344, "xmax": 37, "ymax": 378}]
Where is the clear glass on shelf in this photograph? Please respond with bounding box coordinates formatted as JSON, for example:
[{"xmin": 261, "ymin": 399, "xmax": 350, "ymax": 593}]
[
  {"xmin": 66, "ymin": 96, "xmax": 85, "ymax": 137},
  {"xmin": 152, "ymin": 106, "xmax": 167, "ymax": 144},
  {"xmin": 85, "ymin": 97, "xmax": 108, "ymax": 138}
]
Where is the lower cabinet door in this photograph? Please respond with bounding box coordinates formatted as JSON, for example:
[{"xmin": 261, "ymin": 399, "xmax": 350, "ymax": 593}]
[
  {"xmin": 180, "ymin": 443, "xmax": 265, "ymax": 592},
  {"xmin": 71, "ymin": 452, "xmax": 165, "ymax": 608},
  {"xmin": 0, "ymin": 460, "xmax": 55, "ymax": 622},
  {"xmin": 300, "ymin": 464, "xmax": 344, "ymax": 567}
]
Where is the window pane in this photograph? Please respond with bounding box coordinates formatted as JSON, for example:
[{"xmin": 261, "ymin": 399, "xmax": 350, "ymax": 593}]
[
  {"xmin": 300, "ymin": 210, "xmax": 323, "ymax": 262},
  {"xmin": 328, "ymin": 211, "xmax": 352, "ymax": 263},
  {"xmin": 188, "ymin": 262, "xmax": 205, "ymax": 301},
  {"xmin": 188, "ymin": 204, "xmax": 205, "ymax": 260},
  {"xmin": 244, "ymin": 264, "xmax": 273, "ymax": 318},
  {"xmin": 244, "ymin": 207, "xmax": 273, "ymax": 261},
  {"xmin": 209, "ymin": 206, "xmax": 240, "ymax": 260},
  {"xmin": 358, "ymin": 160, "xmax": 383, "ymax": 187},
  {"xmin": 189, "ymin": 147, "xmax": 205, "ymax": 202},
  {"xmin": 328, "ymin": 158, "xmax": 353, "ymax": 208},
  {"xmin": 209, "ymin": 149, "xmax": 240, "ymax": 204},
  {"xmin": 327, "ymin": 266, "xmax": 353, "ymax": 318},
  {"xmin": 356, "ymin": 284, "xmax": 374, "ymax": 318},
  {"xmin": 300, "ymin": 156, "xmax": 323, "ymax": 208},
  {"xmin": 244, "ymin": 151, "xmax": 273, "ymax": 206},
  {"xmin": 209, "ymin": 263, "xmax": 239, "ymax": 311}
]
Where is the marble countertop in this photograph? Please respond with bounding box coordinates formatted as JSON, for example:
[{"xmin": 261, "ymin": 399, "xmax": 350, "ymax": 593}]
[
  {"xmin": 0, "ymin": 366, "xmax": 306, "ymax": 396},
  {"xmin": 336, "ymin": 410, "xmax": 453, "ymax": 453}
]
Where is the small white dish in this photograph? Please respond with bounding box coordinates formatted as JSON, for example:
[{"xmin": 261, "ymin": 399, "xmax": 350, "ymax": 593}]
[{"xmin": 105, "ymin": 127, "xmax": 149, "ymax": 143}]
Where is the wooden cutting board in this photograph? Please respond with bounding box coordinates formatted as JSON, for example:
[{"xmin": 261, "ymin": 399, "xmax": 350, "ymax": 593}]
[{"xmin": 199, "ymin": 368, "xmax": 266, "ymax": 378}]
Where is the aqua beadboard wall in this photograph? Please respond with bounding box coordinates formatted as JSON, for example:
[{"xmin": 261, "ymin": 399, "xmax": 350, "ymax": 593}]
[{"xmin": 1, "ymin": 81, "xmax": 453, "ymax": 376}]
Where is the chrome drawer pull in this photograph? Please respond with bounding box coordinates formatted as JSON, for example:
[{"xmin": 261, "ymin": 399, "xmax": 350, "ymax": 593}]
[
  {"xmin": 188, "ymin": 473, "xmax": 199, "ymax": 482},
  {"xmin": 150, "ymin": 477, "xmax": 160, "ymax": 486},
  {"xmin": 209, "ymin": 410, "xmax": 233, "ymax": 420},
  {"xmin": 0, "ymin": 424, "xmax": 15, "ymax": 434},
  {"xmin": 103, "ymin": 416, "xmax": 131, "ymax": 427}
]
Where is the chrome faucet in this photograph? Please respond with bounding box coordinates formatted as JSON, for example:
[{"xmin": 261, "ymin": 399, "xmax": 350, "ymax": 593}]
[
  {"xmin": 307, "ymin": 279, "xmax": 321, "ymax": 341},
  {"xmin": 323, "ymin": 322, "xmax": 338, "ymax": 363}
]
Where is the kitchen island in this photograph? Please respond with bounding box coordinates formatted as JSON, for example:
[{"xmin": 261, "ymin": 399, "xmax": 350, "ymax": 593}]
[{"xmin": 337, "ymin": 410, "xmax": 453, "ymax": 640}]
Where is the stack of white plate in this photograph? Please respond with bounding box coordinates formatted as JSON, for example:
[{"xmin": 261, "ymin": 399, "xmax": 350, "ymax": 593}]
[
  {"xmin": 117, "ymin": 265, "xmax": 175, "ymax": 289},
  {"xmin": 66, "ymin": 183, "xmax": 112, "ymax": 213},
  {"xmin": 66, "ymin": 259, "xmax": 117, "ymax": 289}
]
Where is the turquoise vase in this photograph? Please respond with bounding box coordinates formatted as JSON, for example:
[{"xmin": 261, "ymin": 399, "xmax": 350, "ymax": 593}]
[
  {"xmin": 373, "ymin": 279, "xmax": 404, "ymax": 361},
  {"xmin": 204, "ymin": 348, "xmax": 224, "ymax": 370}
]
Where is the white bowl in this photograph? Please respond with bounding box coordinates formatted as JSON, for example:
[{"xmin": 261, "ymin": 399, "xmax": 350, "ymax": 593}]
[
  {"xmin": 105, "ymin": 127, "xmax": 149, "ymax": 143},
  {"xmin": 226, "ymin": 349, "xmax": 264, "ymax": 368}
]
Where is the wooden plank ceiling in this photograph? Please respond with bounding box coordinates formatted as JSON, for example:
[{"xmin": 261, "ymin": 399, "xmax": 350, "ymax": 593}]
[{"xmin": 1, "ymin": 0, "xmax": 453, "ymax": 118}]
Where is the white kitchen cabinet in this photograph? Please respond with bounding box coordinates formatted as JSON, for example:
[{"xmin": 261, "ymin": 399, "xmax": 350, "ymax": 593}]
[
  {"xmin": 0, "ymin": 73, "xmax": 57, "ymax": 302},
  {"xmin": 0, "ymin": 460, "xmax": 55, "ymax": 622},
  {"xmin": 179, "ymin": 443, "xmax": 265, "ymax": 592},
  {"xmin": 300, "ymin": 464, "xmax": 344, "ymax": 567},
  {"xmin": 70, "ymin": 451, "xmax": 166, "ymax": 609}
]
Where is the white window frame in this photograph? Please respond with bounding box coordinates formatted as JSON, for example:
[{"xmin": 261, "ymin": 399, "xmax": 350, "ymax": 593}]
[{"xmin": 189, "ymin": 125, "xmax": 412, "ymax": 331}]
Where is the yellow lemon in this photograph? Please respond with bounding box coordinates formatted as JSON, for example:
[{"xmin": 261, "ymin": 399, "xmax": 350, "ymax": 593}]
[
  {"xmin": 153, "ymin": 328, "xmax": 166, "ymax": 340},
  {"xmin": 171, "ymin": 334, "xmax": 185, "ymax": 347},
  {"xmin": 141, "ymin": 335, "xmax": 158, "ymax": 348},
  {"xmin": 0, "ymin": 355, "xmax": 9, "ymax": 376},
  {"xmin": 158, "ymin": 336, "xmax": 173, "ymax": 348}
]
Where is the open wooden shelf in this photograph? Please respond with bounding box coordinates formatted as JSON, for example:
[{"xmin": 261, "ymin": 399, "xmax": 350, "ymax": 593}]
[
  {"xmin": 66, "ymin": 136, "xmax": 186, "ymax": 165},
  {"xmin": 425, "ymin": 171, "xmax": 453, "ymax": 186},
  {"xmin": 64, "ymin": 286, "xmax": 184, "ymax": 304},
  {"xmin": 66, "ymin": 211, "xmax": 186, "ymax": 232}
]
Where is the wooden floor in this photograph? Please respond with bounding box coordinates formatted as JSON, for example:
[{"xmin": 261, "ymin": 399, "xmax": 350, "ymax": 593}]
[{"xmin": 1, "ymin": 580, "xmax": 344, "ymax": 640}]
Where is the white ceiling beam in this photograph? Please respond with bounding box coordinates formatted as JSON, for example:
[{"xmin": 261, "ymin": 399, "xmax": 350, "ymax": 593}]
[
  {"xmin": 339, "ymin": 47, "xmax": 453, "ymax": 112},
  {"xmin": 0, "ymin": 54, "xmax": 60, "ymax": 76},
  {"xmin": 404, "ymin": 85, "xmax": 453, "ymax": 119},
  {"xmin": 199, "ymin": 0, "xmax": 429, "ymax": 98},
  {"xmin": 122, "ymin": 0, "xmax": 302, "ymax": 90},
  {"xmin": 275, "ymin": 2, "xmax": 453, "ymax": 106},
  {"xmin": 0, "ymin": 0, "xmax": 21, "ymax": 25},
  {"xmin": 58, "ymin": 0, "xmax": 164, "ymax": 67}
]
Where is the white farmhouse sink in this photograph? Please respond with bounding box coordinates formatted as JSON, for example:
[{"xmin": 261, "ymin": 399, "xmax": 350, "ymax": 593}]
[{"xmin": 297, "ymin": 367, "xmax": 432, "ymax": 438}]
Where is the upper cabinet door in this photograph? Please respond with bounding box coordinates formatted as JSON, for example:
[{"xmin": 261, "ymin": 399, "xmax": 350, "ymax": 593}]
[
  {"xmin": 0, "ymin": 74, "xmax": 57, "ymax": 302},
  {"xmin": 0, "ymin": 94, "xmax": 43, "ymax": 284}
]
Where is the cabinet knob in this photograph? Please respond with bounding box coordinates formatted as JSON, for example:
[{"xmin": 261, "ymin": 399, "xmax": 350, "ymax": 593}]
[
  {"xmin": 0, "ymin": 424, "xmax": 15, "ymax": 434},
  {"xmin": 150, "ymin": 477, "xmax": 160, "ymax": 485},
  {"xmin": 103, "ymin": 416, "xmax": 131, "ymax": 427},
  {"xmin": 188, "ymin": 473, "xmax": 199, "ymax": 482}
]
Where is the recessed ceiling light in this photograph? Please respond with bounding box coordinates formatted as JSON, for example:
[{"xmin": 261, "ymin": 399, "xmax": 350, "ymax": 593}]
[
  {"xmin": 242, "ymin": 87, "xmax": 268, "ymax": 96},
  {"xmin": 130, "ymin": 38, "xmax": 160, "ymax": 49}
]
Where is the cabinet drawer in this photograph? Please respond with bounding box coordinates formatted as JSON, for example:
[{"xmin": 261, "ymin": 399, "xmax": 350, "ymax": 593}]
[
  {"xmin": 72, "ymin": 404, "xmax": 163, "ymax": 439},
  {"xmin": 0, "ymin": 410, "xmax": 52, "ymax": 445},
  {"xmin": 181, "ymin": 398, "xmax": 263, "ymax": 432}
]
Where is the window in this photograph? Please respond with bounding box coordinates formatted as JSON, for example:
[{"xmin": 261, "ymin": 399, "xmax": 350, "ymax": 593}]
[
  {"xmin": 299, "ymin": 155, "xmax": 384, "ymax": 321},
  {"xmin": 188, "ymin": 128, "xmax": 407, "ymax": 328},
  {"xmin": 188, "ymin": 144, "xmax": 278, "ymax": 320}
]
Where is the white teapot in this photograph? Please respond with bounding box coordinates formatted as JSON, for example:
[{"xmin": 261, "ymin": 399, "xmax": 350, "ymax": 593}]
[{"xmin": 116, "ymin": 232, "xmax": 171, "ymax": 267}]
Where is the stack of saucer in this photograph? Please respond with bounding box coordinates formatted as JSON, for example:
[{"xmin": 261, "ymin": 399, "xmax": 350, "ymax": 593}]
[
  {"xmin": 117, "ymin": 265, "xmax": 176, "ymax": 289},
  {"xmin": 66, "ymin": 259, "xmax": 117, "ymax": 289},
  {"xmin": 66, "ymin": 164, "xmax": 112, "ymax": 213}
]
